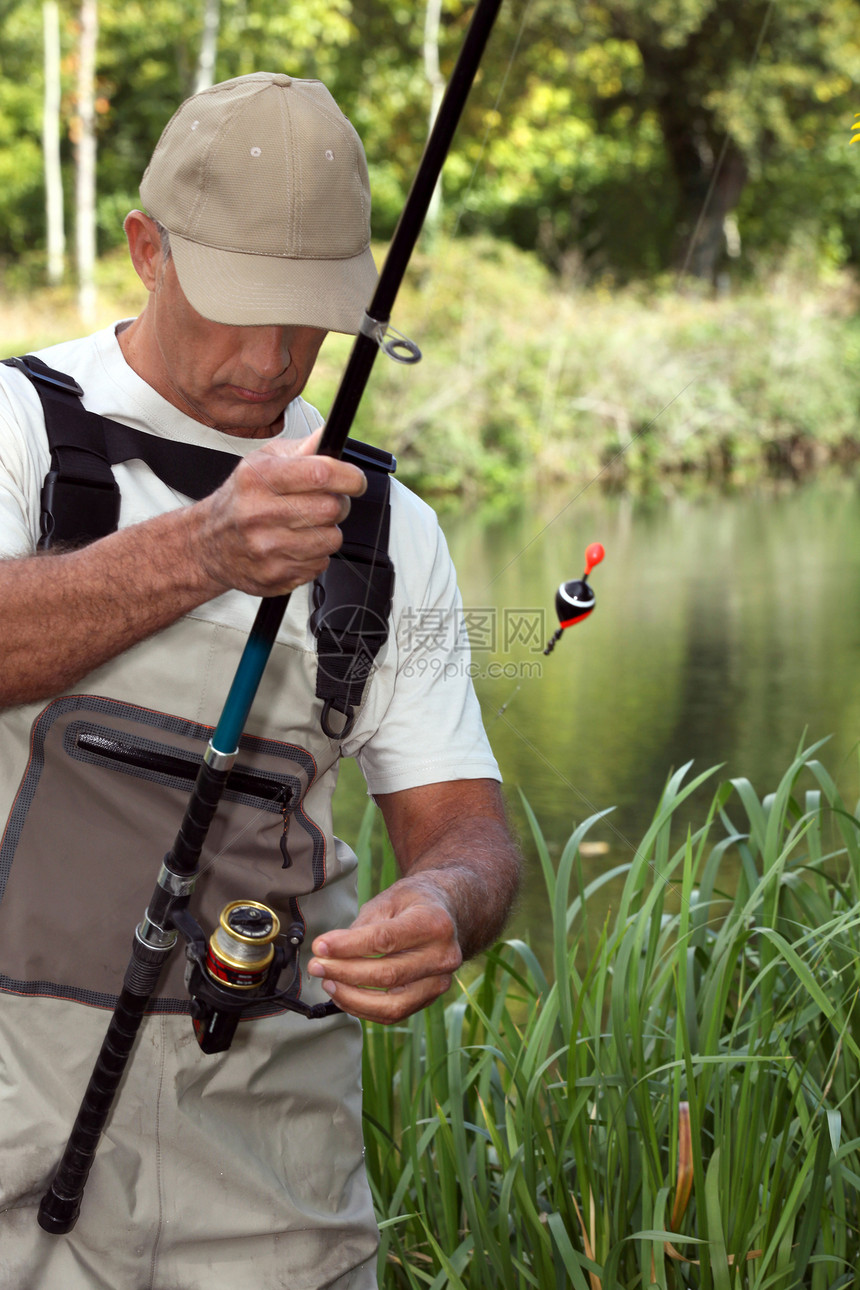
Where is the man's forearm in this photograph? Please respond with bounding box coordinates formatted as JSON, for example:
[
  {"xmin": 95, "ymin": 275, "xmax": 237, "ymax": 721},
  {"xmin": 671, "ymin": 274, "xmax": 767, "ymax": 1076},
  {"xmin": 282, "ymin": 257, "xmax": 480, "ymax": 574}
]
[
  {"xmin": 0, "ymin": 506, "xmax": 219, "ymax": 706},
  {"xmin": 378, "ymin": 778, "xmax": 521, "ymax": 956},
  {"xmin": 391, "ymin": 815, "xmax": 521, "ymax": 961}
]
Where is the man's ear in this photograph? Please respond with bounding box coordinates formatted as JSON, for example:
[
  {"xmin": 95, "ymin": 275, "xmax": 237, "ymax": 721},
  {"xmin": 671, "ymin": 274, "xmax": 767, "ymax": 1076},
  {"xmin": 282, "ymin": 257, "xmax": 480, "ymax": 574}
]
[{"xmin": 124, "ymin": 211, "xmax": 163, "ymax": 292}]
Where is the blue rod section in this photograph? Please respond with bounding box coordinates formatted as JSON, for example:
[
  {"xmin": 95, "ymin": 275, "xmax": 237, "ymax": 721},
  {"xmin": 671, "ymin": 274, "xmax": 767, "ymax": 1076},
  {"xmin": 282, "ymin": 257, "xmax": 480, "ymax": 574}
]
[{"xmin": 211, "ymin": 595, "xmax": 288, "ymax": 753}]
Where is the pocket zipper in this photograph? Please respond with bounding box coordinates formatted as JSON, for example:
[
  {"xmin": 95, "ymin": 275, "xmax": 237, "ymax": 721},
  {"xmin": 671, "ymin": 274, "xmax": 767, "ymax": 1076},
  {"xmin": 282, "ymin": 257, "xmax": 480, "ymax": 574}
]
[
  {"xmin": 75, "ymin": 731, "xmax": 292, "ymax": 809},
  {"xmin": 75, "ymin": 730, "xmax": 297, "ymax": 868}
]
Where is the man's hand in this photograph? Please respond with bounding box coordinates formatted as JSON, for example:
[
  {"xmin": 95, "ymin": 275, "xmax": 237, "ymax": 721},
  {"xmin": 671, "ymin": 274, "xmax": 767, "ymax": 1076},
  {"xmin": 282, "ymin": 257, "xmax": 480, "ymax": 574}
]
[
  {"xmin": 0, "ymin": 427, "xmax": 366, "ymax": 707},
  {"xmin": 308, "ymin": 876, "xmax": 463, "ymax": 1024},
  {"xmin": 192, "ymin": 426, "xmax": 367, "ymax": 597},
  {"xmin": 309, "ymin": 779, "xmax": 521, "ymax": 1024}
]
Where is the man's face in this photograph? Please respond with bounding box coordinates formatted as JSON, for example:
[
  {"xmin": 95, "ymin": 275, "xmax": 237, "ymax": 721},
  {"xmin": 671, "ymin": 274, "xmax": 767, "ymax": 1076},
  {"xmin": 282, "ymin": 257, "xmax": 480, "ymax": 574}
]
[{"xmin": 123, "ymin": 218, "xmax": 328, "ymax": 439}]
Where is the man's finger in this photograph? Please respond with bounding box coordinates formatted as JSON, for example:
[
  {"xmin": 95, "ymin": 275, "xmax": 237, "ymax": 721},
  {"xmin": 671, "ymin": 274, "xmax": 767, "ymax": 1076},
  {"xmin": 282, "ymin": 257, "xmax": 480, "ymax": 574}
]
[
  {"xmin": 257, "ymin": 427, "xmax": 368, "ymax": 497},
  {"xmin": 308, "ymin": 944, "xmax": 441, "ymax": 992},
  {"xmin": 311, "ymin": 906, "xmax": 448, "ymax": 961},
  {"xmin": 319, "ymin": 974, "xmax": 454, "ymax": 1025}
]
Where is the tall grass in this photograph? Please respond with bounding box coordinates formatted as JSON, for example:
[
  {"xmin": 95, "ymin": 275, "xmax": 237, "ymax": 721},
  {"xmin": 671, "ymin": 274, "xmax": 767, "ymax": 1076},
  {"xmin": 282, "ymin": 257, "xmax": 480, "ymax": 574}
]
[{"xmin": 358, "ymin": 740, "xmax": 860, "ymax": 1287}]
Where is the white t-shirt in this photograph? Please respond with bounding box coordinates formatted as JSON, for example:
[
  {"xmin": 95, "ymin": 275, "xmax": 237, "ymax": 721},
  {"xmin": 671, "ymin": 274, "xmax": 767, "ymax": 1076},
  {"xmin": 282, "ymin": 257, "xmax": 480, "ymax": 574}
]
[{"xmin": 0, "ymin": 322, "xmax": 499, "ymax": 794}]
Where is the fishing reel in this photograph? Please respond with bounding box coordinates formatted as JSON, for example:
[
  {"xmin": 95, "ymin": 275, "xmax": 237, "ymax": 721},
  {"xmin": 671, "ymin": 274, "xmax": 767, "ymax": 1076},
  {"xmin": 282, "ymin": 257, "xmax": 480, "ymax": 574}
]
[
  {"xmin": 171, "ymin": 900, "xmax": 337, "ymax": 1054},
  {"xmin": 543, "ymin": 542, "xmax": 605, "ymax": 655}
]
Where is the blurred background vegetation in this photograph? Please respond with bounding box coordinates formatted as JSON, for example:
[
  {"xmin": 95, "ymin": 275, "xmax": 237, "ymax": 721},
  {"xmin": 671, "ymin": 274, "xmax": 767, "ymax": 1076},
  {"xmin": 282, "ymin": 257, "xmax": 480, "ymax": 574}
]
[
  {"xmin": 3, "ymin": 0, "xmax": 860, "ymax": 494},
  {"xmin": 3, "ymin": 0, "xmax": 860, "ymax": 281}
]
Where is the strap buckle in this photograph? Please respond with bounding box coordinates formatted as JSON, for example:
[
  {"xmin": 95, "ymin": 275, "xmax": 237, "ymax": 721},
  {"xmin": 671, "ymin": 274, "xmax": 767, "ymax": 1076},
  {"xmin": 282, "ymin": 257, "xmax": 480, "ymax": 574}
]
[
  {"xmin": 39, "ymin": 470, "xmax": 121, "ymax": 551},
  {"xmin": 319, "ymin": 699, "xmax": 357, "ymax": 740},
  {"xmin": 3, "ymin": 355, "xmax": 85, "ymax": 398}
]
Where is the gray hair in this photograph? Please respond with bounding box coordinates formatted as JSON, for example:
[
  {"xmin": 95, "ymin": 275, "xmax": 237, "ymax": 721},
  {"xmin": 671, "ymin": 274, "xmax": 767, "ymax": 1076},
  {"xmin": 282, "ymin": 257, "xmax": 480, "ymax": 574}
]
[{"xmin": 154, "ymin": 220, "xmax": 172, "ymax": 259}]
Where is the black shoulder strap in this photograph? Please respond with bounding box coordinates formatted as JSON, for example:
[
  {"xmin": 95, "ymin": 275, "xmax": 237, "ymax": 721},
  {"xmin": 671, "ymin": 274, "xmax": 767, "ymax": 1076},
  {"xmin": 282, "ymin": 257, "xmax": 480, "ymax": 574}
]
[
  {"xmin": 310, "ymin": 465, "xmax": 396, "ymax": 739},
  {"xmin": 2, "ymin": 354, "xmax": 240, "ymax": 548},
  {"xmin": 3, "ymin": 353, "xmax": 396, "ymax": 739}
]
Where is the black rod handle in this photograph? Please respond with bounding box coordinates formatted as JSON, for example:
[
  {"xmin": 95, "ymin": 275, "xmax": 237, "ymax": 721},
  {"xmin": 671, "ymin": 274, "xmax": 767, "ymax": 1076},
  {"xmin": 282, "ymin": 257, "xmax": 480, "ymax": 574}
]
[
  {"xmin": 37, "ymin": 933, "xmax": 172, "ymax": 1233},
  {"xmin": 38, "ymin": 989, "xmax": 148, "ymax": 1233}
]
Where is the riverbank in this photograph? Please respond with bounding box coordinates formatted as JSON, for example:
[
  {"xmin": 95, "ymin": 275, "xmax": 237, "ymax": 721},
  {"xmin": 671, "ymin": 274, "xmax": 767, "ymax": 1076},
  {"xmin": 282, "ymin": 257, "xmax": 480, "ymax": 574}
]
[{"xmin": 3, "ymin": 237, "xmax": 859, "ymax": 497}]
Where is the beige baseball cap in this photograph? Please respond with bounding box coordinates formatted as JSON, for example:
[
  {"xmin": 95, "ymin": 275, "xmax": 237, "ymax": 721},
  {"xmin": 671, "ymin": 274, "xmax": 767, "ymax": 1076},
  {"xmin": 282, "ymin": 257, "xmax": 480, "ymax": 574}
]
[{"xmin": 139, "ymin": 72, "xmax": 378, "ymax": 333}]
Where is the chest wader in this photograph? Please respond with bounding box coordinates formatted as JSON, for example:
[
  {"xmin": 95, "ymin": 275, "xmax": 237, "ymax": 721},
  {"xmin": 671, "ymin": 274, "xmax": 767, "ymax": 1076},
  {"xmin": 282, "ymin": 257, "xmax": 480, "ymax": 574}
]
[{"xmin": 0, "ymin": 354, "xmax": 395, "ymax": 1029}]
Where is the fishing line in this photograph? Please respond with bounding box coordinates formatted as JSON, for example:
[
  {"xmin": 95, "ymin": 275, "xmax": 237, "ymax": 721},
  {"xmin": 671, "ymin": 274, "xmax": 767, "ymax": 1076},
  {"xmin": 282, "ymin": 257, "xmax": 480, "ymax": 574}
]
[
  {"xmin": 450, "ymin": 0, "xmax": 534, "ymax": 240},
  {"xmin": 477, "ymin": 378, "xmax": 698, "ymax": 790},
  {"xmin": 480, "ymin": 371, "xmax": 699, "ymax": 747},
  {"xmin": 479, "ymin": 553, "xmax": 691, "ymax": 901},
  {"xmin": 480, "ymin": 0, "xmax": 779, "ymax": 595}
]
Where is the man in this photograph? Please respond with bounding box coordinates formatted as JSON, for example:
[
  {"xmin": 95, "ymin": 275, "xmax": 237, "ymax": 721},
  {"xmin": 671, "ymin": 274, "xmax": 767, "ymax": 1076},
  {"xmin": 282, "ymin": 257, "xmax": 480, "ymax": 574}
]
[{"xmin": 0, "ymin": 72, "xmax": 520, "ymax": 1289}]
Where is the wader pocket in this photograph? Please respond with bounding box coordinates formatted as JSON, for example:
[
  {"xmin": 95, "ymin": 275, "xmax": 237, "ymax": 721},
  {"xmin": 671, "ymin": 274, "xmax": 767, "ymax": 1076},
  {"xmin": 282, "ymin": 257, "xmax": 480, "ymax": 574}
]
[{"xmin": 0, "ymin": 695, "xmax": 327, "ymax": 1011}]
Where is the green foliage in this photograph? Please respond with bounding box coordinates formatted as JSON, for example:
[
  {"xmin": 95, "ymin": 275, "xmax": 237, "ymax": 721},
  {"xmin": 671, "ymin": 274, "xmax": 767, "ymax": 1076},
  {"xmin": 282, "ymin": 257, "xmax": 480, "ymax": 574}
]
[
  {"xmin": 305, "ymin": 239, "xmax": 860, "ymax": 496},
  {"xmin": 453, "ymin": 15, "xmax": 679, "ymax": 276},
  {"xmin": 1, "ymin": 0, "xmax": 860, "ymax": 280},
  {"xmin": 358, "ymin": 742, "xmax": 860, "ymax": 1286},
  {"xmin": 589, "ymin": 0, "xmax": 860, "ymax": 278},
  {"xmin": 5, "ymin": 237, "xmax": 860, "ymax": 496},
  {"xmin": 0, "ymin": 5, "xmax": 51, "ymax": 256}
]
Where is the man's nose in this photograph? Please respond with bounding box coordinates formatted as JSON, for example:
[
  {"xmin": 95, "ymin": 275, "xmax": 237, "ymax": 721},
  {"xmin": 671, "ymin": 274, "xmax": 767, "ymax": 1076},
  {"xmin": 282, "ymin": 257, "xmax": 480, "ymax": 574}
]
[{"xmin": 243, "ymin": 326, "xmax": 292, "ymax": 378}]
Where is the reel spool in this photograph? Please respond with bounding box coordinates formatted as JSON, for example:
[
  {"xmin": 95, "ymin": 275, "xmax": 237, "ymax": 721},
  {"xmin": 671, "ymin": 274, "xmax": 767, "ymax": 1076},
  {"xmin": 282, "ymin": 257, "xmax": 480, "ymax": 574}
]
[{"xmin": 204, "ymin": 900, "xmax": 280, "ymax": 991}]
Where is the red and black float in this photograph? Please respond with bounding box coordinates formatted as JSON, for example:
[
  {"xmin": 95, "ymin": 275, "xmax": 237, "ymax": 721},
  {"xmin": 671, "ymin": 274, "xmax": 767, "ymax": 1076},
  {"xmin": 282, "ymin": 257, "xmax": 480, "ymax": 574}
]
[{"xmin": 543, "ymin": 542, "xmax": 605, "ymax": 655}]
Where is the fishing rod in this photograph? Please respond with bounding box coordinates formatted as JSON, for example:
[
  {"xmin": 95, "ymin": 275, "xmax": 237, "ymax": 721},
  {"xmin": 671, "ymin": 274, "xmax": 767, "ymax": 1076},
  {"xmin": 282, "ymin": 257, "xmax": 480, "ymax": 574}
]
[{"xmin": 37, "ymin": 0, "xmax": 505, "ymax": 1237}]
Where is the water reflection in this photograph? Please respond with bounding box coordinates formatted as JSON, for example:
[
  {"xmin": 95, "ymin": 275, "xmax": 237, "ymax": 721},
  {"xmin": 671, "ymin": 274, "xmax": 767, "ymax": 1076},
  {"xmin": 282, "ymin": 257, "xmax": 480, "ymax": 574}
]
[{"xmin": 334, "ymin": 477, "xmax": 860, "ymax": 947}]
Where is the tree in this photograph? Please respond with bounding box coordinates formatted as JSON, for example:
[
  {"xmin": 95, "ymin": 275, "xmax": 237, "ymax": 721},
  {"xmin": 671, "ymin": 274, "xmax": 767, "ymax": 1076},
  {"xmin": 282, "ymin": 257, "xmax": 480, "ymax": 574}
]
[
  {"xmin": 0, "ymin": 4, "xmax": 51, "ymax": 263},
  {"xmin": 193, "ymin": 0, "xmax": 219, "ymax": 95},
  {"xmin": 598, "ymin": 0, "xmax": 860, "ymax": 281},
  {"xmin": 74, "ymin": 0, "xmax": 98, "ymax": 319},
  {"xmin": 42, "ymin": 0, "xmax": 65, "ymax": 285}
]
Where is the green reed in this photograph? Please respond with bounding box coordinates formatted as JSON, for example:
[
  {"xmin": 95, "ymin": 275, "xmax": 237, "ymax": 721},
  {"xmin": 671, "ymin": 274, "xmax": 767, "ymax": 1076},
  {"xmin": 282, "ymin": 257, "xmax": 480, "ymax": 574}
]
[{"xmin": 358, "ymin": 739, "xmax": 860, "ymax": 1288}]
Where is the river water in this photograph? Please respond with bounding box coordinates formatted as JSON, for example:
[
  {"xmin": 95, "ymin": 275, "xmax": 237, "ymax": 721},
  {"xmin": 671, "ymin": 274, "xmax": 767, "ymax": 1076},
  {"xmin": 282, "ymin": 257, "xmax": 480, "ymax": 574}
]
[{"xmin": 333, "ymin": 475, "xmax": 860, "ymax": 940}]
